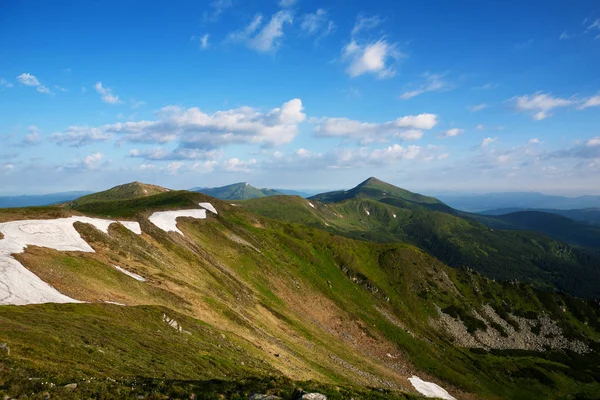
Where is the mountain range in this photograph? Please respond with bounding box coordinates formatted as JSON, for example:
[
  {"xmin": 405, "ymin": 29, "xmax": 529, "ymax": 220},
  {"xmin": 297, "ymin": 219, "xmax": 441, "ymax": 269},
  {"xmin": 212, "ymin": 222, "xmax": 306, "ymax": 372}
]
[
  {"xmin": 437, "ymin": 192, "xmax": 600, "ymax": 212},
  {"xmin": 0, "ymin": 179, "xmax": 599, "ymax": 399}
]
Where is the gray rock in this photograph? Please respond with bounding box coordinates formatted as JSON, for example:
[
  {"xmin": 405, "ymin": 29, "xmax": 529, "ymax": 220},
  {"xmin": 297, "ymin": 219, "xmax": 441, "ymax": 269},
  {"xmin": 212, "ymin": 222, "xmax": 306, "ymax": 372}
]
[
  {"xmin": 63, "ymin": 383, "xmax": 77, "ymax": 390},
  {"xmin": 249, "ymin": 395, "xmax": 282, "ymax": 400},
  {"xmin": 302, "ymin": 394, "xmax": 327, "ymax": 400}
]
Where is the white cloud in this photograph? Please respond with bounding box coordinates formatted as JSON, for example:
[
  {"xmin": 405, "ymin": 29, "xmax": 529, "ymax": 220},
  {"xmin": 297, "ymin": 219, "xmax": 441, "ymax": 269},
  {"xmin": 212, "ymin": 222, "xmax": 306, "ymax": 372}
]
[
  {"xmin": 342, "ymin": 39, "xmax": 401, "ymax": 79},
  {"xmin": 54, "ymin": 85, "xmax": 68, "ymax": 92},
  {"xmin": 83, "ymin": 153, "xmax": 104, "ymax": 169},
  {"xmin": 229, "ymin": 11, "xmax": 293, "ymax": 53},
  {"xmin": 94, "ymin": 82, "xmax": 121, "ymax": 104},
  {"xmin": 528, "ymin": 138, "xmax": 540, "ymax": 144},
  {"xmin": 51, "ymin": 125, "xmax": 112, "ymax": 147},
  {"xmin": 53, "ymin": 98, "xmax": 306, "ymax": 150},
  {"xmin": 16, "ymin": 73, "xmax": 51, "ymax": 94},
  {"xmin": 23, "ymin": 126, "xmax": 41, "ymax": 146},
  {"xmin": 167, "ymin": 161, "xmax": 184, "ymax": 174},
  {"xmin": 481, "ymin": 137, "xmax": 496, "ymax": 147},
  {"xmin": 579, "ymin": 95, "xmax": 600, "ymax": 109},
  {"xmin": 475, "ymin": 124, "xmax": 485, "ymax": 130},
  {"xmin": 468, "ymin": 103, "xmax": 487, "ymax": 112},
  {"xmin": 438, "ymin": 128, "xmax": 464, "ymax": 138},
  {"xmin": 3, "ymin": 164, "xmax": 14, "ymax": 172},
  {"xmin": 222, "ymin": 158, "xmax": 258, "ymax": 172},
  {"xmin": 279, "ymin": 0, "xmax": 297, "ymax": 7},
  {"xmin": 587, "ymin": 137, "xmax": 600, "ymax": 147},
  {"xmin": 129, "ymin": 147, "xmax": 221, "ymax": 161},
  {"xmin": 400, "ymin": 73, "xmax": 451, "ymax": 99},
  {"xmin": 313, "ymin": 113, "xmax": 437, "ymax": 143},
  {"xmin": 512, "ymin": 92, "xmax": 573, "ymax": 120},
  {"xmin": 300, "ymin": 9, "xmax": 335, "ymax": 37}
]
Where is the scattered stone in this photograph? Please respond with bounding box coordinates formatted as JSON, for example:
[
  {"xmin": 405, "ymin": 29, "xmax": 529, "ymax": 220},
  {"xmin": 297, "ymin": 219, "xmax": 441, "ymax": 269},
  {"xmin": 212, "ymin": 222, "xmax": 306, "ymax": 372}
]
[
  {"xmin": 0, "ymin": 343, "xmax": 10, "ymax": 356},
  {"xmin": 301, "ymin": 394, "xmax": 327, "ymax": 400},
  {"xmin": 162, "ymin": 313, "xmax": 183, "ymax": 332},
  {"xmin": 249, "ymin": 394, "xmax": 282, "ymax": 400},
  {"xmin": 63, "ymin": 383, "xmax": 77, "ymax": 390}
]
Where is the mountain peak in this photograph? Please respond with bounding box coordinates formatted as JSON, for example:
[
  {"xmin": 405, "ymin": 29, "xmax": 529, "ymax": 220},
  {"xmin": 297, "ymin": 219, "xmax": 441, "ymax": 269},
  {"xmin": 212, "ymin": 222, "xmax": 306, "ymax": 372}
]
[{"xmin": 71, "ymin": 182, "xmax": 170, "ymax": 206}]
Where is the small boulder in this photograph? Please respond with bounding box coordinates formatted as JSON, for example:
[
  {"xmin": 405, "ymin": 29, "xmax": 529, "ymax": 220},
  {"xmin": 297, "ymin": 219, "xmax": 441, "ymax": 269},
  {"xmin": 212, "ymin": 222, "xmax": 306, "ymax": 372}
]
[
  {"xmin": 63, "ymin": 383, "xmax": 77, "ymax": 390},
  {"xmin": 249, "ymin": 395, "xmax": 282, "ymax": 400},
  {"xmin": 302, "ymin": 394, "xmax": 327, "ymax": 400}
]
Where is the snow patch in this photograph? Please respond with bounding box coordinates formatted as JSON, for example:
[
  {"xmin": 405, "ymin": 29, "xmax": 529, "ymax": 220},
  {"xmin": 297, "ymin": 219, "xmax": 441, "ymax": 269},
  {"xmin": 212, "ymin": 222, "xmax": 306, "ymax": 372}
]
[
  {"xmin": 0, "ymin": 216, "xmax": 142, "ymax": 305},
  {"xmin": 199, "ymin": 202, "xmax": 218, "ymax": 214},
  {"xmin": 408, "ymin": 376, "xmax": 456, "ymax": 400},
  {"xmin": 119, "ymin": 221, "xmax": 142, "ymax": 234},
  {"xmin": 393, "ymin": 214, "xmax": 397, "ymax": 218},
  {"xmin": 365, "ymin": 210, "xmax": 370, "ymax": 216},
  {"xmin": 308, "ymin": 202, "xmax": 315, "ymax": 209},
  {"xmin": 148, "ymin": 208, "xmax": 207, "ymax": 235},
  {"xmin": 114, "ymin": 265, "xmax": 146, "ymax": 282}
]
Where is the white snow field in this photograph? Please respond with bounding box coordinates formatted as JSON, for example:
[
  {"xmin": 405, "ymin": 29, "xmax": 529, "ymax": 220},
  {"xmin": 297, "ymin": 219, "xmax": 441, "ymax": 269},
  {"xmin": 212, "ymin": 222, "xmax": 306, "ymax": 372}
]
[
  {"xmin": 0, "ymin": 216, "xmax": 142, "ymax": 305},
  {"xmin": 199, "ymin": 202, "xmax": 218, "ymax": 214},
  {"xmin": 308, "ymin": 202, "xmax": 315, "ymax": 209},
  {"xmin": 114, "ymin": 265, "xmax": 146, "ymax": 282},
  {"xmin": 148, "ymin": 203, "xmax": 216, "ymax": 235},
  {"xmin": 408, "ymin": 376, "xmax": 456, "ymax": 400}
]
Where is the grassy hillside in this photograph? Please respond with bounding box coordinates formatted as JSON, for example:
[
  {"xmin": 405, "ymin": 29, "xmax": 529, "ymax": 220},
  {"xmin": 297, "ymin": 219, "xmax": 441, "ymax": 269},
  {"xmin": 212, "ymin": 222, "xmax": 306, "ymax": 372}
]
[
  {"xmin": 70, "ymin": 182, "xmax": 170, "ymax": 207},
  {"xmin": 238, "ymin": 195, "xmax": 600, "ymax": 299},
  {"xmin": 1, "ymin": 188, "xmax": 600, "ymax": 399},
  {"xmin": 192, "ymin": 182, "xmax": 282, "ymax": 200}
]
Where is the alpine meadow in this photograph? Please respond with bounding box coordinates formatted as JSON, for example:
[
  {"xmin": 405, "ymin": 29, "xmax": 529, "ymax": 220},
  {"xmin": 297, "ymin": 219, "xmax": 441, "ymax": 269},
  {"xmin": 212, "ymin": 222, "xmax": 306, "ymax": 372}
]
[{"xmin": 1, "ymin": 1, "xmax": 600, "ymax": 400}]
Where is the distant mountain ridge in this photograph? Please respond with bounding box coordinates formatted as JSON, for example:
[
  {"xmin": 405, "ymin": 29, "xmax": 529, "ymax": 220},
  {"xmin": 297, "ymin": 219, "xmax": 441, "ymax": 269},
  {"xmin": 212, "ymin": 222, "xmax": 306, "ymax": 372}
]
[
  {"xmin": 69, "ymin": 182, "xmax": 170, "ymax": 207},
  {"xmin": 480, "ymin": 207, "xmax": 600, "ymax": 226},
  {"xmin": 0, "ymin": 191, "xmax": 92, "ymax": 208},
  {"xmin": 438, "ymin": 192, "xmax": 600, "ymax": 212},
  {"xmin": 191, "ymin": 182, "xmax": 283, "ymax": 200}
]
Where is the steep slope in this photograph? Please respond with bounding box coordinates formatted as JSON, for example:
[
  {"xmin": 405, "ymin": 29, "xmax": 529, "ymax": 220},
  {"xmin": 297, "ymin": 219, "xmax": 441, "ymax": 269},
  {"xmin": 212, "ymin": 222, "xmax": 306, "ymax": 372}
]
[
  {"xmin": 70, "ymin": 182, "xmax": 170, "ymax": 207},
  {"xmin": 239, "ymin": 195, "xmax": 600, "ymax": 299},
  {"xmin": 192, "ymin": 182, "xmax": 283, "ymax": 200},
  {"xmin": 0, "ymin": 188, "xmax": 598, "ymax": 399}
]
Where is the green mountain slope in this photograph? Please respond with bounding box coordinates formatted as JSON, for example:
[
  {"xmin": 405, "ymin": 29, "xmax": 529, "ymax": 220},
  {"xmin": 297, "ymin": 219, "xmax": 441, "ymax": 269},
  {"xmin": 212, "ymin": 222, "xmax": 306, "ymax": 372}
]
[
  {"xmin": 239, "ymin": 187, "xmax": 600, "ymax": 299},
  {"xmin": 480, "ymin": 207, "xmax": 600, "ymax": 227},
  {"xmin": 192, "ymin": 182, "xmax": 283, "ymax": 200},
  {"xmin": 1, "ymin": 185, "xmax": 600, "ymax": 399},
  {"xmin": 69, "ymin": 182, "xmax": 170, "ymax": 207},
  {"xmin": 309, "ymin": 177, "xmax": 452, "ymax": 212}
]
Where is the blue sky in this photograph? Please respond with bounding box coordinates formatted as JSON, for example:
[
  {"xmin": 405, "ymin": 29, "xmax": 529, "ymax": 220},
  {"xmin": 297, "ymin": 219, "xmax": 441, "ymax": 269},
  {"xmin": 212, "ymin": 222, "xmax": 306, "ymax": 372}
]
[{"xmin": 1, "ymin": 0, "xmax": 600, "ymax": 195}]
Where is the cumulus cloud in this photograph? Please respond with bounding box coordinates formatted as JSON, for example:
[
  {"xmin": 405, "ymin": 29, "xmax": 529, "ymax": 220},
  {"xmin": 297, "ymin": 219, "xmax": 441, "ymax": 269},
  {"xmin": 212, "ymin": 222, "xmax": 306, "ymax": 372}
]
[
  {"xmin": 16, "ymin": 73, "xmax": 51, "ymax": 94},
  {"xmin": 512, "ymin": 92, "xmax": 573, "ymax": 120},
  {"xmin": 52, "ymin": 99, "xmax": 306, "ymax": 151},
  {"xmin": 400, "ymin": 73, "xmax": 452, "ymax": 99},
  {"xmin": 475, "ymin": 124, "xmax": 485, "ymax": 130},
  {"xmin": 313, "ymin": 113, "xmax": 437, "ymax": 143},
  {"xmin": 222, "ymin": 158, "xmax": 258, "ymax": 172},
  {"xmin": 438, "ymin": 128, "xmax": 464, "ymax": 139},
  {"xmin": 60, "ymin": 152, "xmax": 106, "ymax": 171},
  {"xmin": 229, "ymin": 11, "xmax": 293, "ymax": 53},
  {"xmin": 546, "ymin": 137, "xmax": 600, "ymax": 160},
  {"xmin": 94, "ymin": 82, "xmax": 121, "ymax": 104},
  {"xmin": 300, "ymin": 9, "xmax": 335, "ymax": 38},
  {"xmin": 342, "ymin": 14, "xmax": 401, "ymax": 79},
  {"xmin": 342, "ymin": 39, "xmax": 401, "ymax": 79}
]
